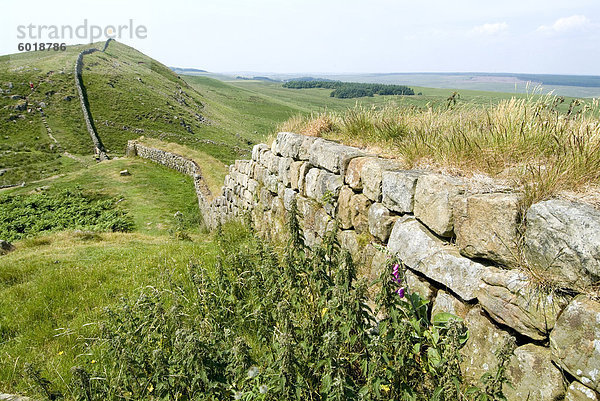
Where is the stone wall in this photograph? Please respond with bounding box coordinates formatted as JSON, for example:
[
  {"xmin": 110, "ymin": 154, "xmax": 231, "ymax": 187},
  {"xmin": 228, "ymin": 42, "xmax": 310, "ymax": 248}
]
[
  {"xmin": 205, "ymin": 131, "xmax": 600, "ymax": 401},
  {"xmin": 126, "ymin": 140, "xmax": 212, "ymax": 221},
  {"xmin": 74, "ymin": 39, "xmax": 114, "ymax": 160}
]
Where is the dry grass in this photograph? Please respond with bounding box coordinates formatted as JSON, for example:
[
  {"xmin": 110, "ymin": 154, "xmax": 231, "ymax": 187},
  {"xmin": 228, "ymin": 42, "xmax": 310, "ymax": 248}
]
[{"xmin": 279, "ymin": 96, "xmax": 600, "ymax": 207}]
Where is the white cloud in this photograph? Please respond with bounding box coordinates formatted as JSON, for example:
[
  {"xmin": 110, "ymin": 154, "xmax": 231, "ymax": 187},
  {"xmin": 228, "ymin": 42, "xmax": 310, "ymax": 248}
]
[
  {"xmin": 471, "ymin": 22, "xmax": 508, "ymax": 35},
  {"xmin": 537, "ymin": 15, "xmax": 592, "ymax": 34}
]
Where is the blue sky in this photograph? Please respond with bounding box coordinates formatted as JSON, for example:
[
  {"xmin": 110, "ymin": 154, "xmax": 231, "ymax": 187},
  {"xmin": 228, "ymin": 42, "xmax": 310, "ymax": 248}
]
[{"xmin": 2, "ymin": 0, "xmax": 599, "ymax": 75}]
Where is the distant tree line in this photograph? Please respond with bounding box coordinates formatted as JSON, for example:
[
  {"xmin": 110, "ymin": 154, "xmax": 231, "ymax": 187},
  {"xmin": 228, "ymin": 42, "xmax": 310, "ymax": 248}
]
[{"xmin": 283, "ymin": 80, "xmax": 415, "ymax": 98}]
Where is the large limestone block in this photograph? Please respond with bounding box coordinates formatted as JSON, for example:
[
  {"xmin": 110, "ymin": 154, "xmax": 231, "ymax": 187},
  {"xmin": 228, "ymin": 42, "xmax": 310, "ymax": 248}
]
[
  {"xmin": 304, "ymin": 168, "xmax": 343, "ymax": 202},
  {"xmin": 338, "ymin": 186, "xmax": 355, "ymax": 230},
  {"xmin": 455, "ymin": 193, "xmax": 522, "ymax": 266},
  {"xmin": 524, "ymin": 200, "xmax": 600, "ymax": 287},
  {"xmin": 461, "ymin": 307, "xmax": 514, "ymax": 384},
  {"xmin": 278, "ymin": 157, "xmax": 293, "ymax": 187},
  {"xmin": 360, "ymin": 158, "xmax": 402, "ymax": 201},
  {"xmin": 566, "ymin": 382, "xmax": 600, "ymax": 401},
  {"xmin": 478, "ymin": 267, "xmax": 569, "ymax": 340},
  {"xmin": 404, "ymin": 270, "xmax": 436, "ymax": 302},
  {"xmin": 297, "ymin": 162, "xmax": 313, "ymax": 196},
  {"xmin": 367, "ymin": 203, "xmax": 398, "ymax": 242},
  {"xmin": 503, "ymin": 344, "xmax": 565, "ymax": 401},
  {"xmin": 382, "ymin": 170, "xmax": 424, "ymax": 213},
  {"xmin": 283, "ymin": 188, "xmax": 298, "ymax": 211},
  {"xmin": 308, "ymin": 138, "xmax": 365, "ymax": 174},
  {"xmin": 272, "ymin": 132, "xmax": 305, "ymax": 158},
  {"xmin": 387, "ymin": 216, "xmax": 486, "ymax": 301},
  {"xmin": 314, "ymin": 207, "xmax": 334, "ymax": 238},
  {"xmin": 413, "ymin": 174, "xmax": 464, "ymax": 237},
  {"xmin": 298, "ymin": 135, "xmax": 318, "ymax": 161},
  {"xmin": 431, "ymin": 290, "xmax": 471, "ymax": 319},
  {"xmin": 345, "ymin": 157, "xmax": 374, "ymax": 190},
  {"xmin": 289, "ymin": 161, "xmax": 306, "ymax": 190},
  {"xmin": 338, "ymin": 230, "xmax": 364, "ymax": 265},
  {"xmin": 252, "ymin": 143, "xmax": 269, "ymax": 161},
  {"xmin": 349, "ymin": 193, "xmax": 372, "ymax": 234},
  {"xmin": 550, "ymin": 295, "xmax": 600, "ymax": 392}
]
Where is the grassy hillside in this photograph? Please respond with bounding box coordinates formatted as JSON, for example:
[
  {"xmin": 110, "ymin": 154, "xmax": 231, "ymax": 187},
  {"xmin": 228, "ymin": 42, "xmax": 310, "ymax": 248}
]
[{"xmin": 0, "ymin": 157, "xmax": 215, "ymax": 395}]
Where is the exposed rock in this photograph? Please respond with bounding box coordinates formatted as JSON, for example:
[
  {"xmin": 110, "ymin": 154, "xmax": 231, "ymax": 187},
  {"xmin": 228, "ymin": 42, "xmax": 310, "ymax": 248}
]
[
  {"xmin": 382, "ymin": 170, "xmax": 424, "ymax": 214},
  {"xmin": 338, "ymin": 230, "xmax": 364, "ymax": 265},
  {"xmin": 252, "ymin": 143, "xmax": 269, "ymax": 162},
  {"xmin": 308, "ymin": 138, "xmax": 365, "ymax": 174},
  {"xmin": 298, "ymin": 135, "xmax": 318, "ymax": 161},
  {"xmin": 524, "ymin": 199, "xmax": 600, "ymax": 288},
  {"xmin": 314, "ymin": 207, "xmax": 334, "ymax": 238},
  {"xmin": 297, "ymin": 162, "xmax": 313, "ymax": 196},
  {"xmin": 550, "ymin": 295, "xmax": 600, "ymax": 392},
  {"xmin": 283, "ymin": 188, "xmax": 297, "ymax": 211},
  {"xmin": 360, "ymin": 158, "xmax": 402, "ymax": 201},
  {"xmin": 345, "ymin": 157, "xmax": 373, "ymax": 190},
  {"xmin": 461, "ymin": 306, "xmax": 514, "ymax": 384},
  {"xmin": 14, "ymin": 101, "xmax": 27, "ymax": 111},
  {"xmin": 413, "ymin": 174, "xmax": 464, "ymax": 237},
  {"xmin": 337, "ymin": 186, "xmax": 355, "ymax": 229},
  {"xmin": 404, "ymin": 269, "xmax": 436, "ymax": 301},
  {"xmin": 478, "ymin": 267, "xmax": 569, "ymax": 340},
  {"xmin": 387, "ymin": 216, "xmax": 486, "ymax": 301},
  {"xmin": 0, "ymin": 240, "xmax": 15, "ymax": 255},
  {"xmin": 431, "ymin": 290, "xmax": 471, "ymax": 319},
  {"xmin": 566, "ymin": 381, "xmax": 600, "ymax": 401},
  {"xmin": 503, "ymin": 344, "xmax": 565, "ymax": 401},
  {"xmin": 272, "ymin": 132, "xmax": 305, "ymax": 158},
  {"xmin": 119, "ymin": 169, "xmax": 131, "ymax": 176},
  {"xmin": 289, "ymin": 161, "xmax": 305, "ymax": 190},
  {"xmin": 367, "ymin": 203, "xmax": 397, "ymax": 242},
  {"xmin": 454, "ymin": 193, "xmax": 522, "ymax": 266},
  {"xmin": 349, "ymin": 193, "xmax": 372, "ymax": 235},
  {"xmin": 0, "ymin": 393, "xmax": 35, "ymax": 401},
  {"xmin": 304, "ymin": 168, "xmax": 343, "ymax": 202},
  {"xmin": 277, "ymin": 157, "xmax": 293, "ymax": 187}
]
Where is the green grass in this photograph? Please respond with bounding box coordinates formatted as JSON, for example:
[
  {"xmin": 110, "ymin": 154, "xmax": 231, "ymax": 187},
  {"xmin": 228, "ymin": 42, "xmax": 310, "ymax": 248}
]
[{"xmin": 0, "ymin": 157, "xmax": 217, "ymax": 395}]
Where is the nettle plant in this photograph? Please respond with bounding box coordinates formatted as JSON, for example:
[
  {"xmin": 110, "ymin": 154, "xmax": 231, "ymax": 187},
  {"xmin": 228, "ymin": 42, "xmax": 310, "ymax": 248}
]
[{"xmin": 44, "ymin": 200, "xmax": 504, "ymax": 401}]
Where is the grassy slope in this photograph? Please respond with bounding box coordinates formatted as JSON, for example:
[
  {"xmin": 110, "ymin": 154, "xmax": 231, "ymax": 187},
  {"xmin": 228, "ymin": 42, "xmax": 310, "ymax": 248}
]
[{"xmin": 0, "ymin": 157, "xmax": 218, "ymax": 395}]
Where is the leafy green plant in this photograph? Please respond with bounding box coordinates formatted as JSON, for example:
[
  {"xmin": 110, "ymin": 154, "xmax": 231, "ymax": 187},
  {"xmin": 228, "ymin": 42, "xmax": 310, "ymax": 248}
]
[
  {"xmin": 38, "ymin": 201, "xmax": 481, "ymax": 400},
  {"xmin": 0, "ymin": 187, "xmax": 134, "ymax": 241}
]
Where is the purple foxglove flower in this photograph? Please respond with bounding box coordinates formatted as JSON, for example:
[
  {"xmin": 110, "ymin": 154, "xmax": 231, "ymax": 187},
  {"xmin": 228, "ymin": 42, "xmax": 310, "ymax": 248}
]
[{"xmin": 396, "ymin": 287, "xmax": 405, "ymax": 298}]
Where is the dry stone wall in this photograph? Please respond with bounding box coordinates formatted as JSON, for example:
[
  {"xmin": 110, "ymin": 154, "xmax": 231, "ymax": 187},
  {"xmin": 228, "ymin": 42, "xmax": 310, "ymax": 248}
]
[
  {"xmin": 205, "ymin": 131, "xmax": 600, "ymax": 401},
  {"xmin": 74, "ymin": 39, "xmax": 113, "ymax": 160},
  {"xmin": 126, "ymin": 141, "xmax": 212, "ymax": 220}
]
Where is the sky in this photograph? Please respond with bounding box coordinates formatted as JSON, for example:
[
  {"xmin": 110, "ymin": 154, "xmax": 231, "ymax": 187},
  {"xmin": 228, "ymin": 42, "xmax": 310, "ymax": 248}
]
[{"xmin": 1, "ymin": 0, "xmax": 599, "ymax": 75}]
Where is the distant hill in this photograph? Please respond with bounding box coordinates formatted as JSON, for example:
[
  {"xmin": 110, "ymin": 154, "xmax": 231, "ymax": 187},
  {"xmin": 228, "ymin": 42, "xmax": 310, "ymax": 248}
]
[{"xmin": 170, "ymin": 67, "xmax": 208, "ymax": 74}]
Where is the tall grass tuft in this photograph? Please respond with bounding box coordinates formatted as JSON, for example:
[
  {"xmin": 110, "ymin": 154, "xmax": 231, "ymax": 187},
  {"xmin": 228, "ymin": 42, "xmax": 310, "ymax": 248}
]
[{"xmin": 279, "ymin": 96, "xmax": 600, "ymax": 206}]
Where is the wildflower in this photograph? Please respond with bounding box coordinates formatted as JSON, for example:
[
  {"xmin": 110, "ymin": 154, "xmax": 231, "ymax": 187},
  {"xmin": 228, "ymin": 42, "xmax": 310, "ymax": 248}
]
[
  {"xmin": 259, "ymin": 384, "xmax": 268, "ymax": 394},
  {"xmin": 57, "ymin": 351, "xmax": 64, "ymax": 356},
  {"xmin": 396, "ymin": 287, "xmax": 405, "ymax": 298},
  {"xmin": 91, "ymin": 360, "xmax": 96, "ymax": 364},
  {"xmin": 380, "ymin": 384, "xmax": 390, "ymax": 392},
  {"xmin": 233, "ymin": 391, "xmax": 243, "ymax": 400},
  {"xmin": 247, "ymin": 366, "xmax": 259, "ymax": 378}
]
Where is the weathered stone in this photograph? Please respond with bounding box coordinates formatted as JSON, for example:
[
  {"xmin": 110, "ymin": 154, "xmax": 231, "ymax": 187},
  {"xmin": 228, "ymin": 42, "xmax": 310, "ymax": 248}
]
[
  {"xmin": 308, "ymin": 138, "xmax": 365, "ymax": 174},
  {"xmin": 304, "ymin": 168, "xmax": 343, "ymax": 202},
  {"xmin": 259, "ymin": 187, "xmax": 274, "ymax": 210},
  {"xmin": 550, "ymin": 295, "xmax": 600, "ymax": 392},
  {"xmin": 566, "ymin": 381, "xmax": 600, "ymax": 401},
  {"xmin": 0, "ymin": 240, "xmax": 15, "ymax": 255},
  {"xmin": 461, "ymin": 306, "xmax": 514, "ymax": 384},
  {"xmin": 350, "ymin": 193, "xmax": 372, "ymax": 235},
  {"xmin": 382, "ymin": 170, "xmax": 424, "ymax": 213},
  {"xmin": 361, "ymin": 158, "xmax": 402, "ymax": 201},
  {"xmin": 273, "ymin": 132, "xmax": 305, "ymax": 158},
  {"xmin": 455, "ymin": 193, "xmax": 522, "ymax": 266},
  {"xmin": 263, "ymin": 172, "xmax": 278, "ymax": 194},
  {"xmin": 247, "ymin": 178, "xmax": 259, "ymax": 195},
  {"xmin": 283, "ymin": 188, "xmax": 297, "ymax": 211},
  {"xmin": 431, "ymin": 290, "xmax": 471, "ymax": 319},
  {"xmin": 298, "ymin": 135, "xmax": 318, "ymax": 161},
  {"xmin": 297, "ymin": 162, "xmax": 313, "ymax": 196},
  {"xmin": 404, "ymin": 269, "xmax": 436, "ymax": 301},
  {"xmin": 119, "ymin": 169, "xmax": 131, "ymax": 176},
  {"xmin": 367, "ymin": 203, "xmax": 398, "ymax": 242},
  {"xmin": 0, "ymin": 393, "xmax": 35, "ymax": 401},
  {"xmin": 314, "ymin": 207, "xmax": 334, "ymax": 238},
  {"xmin": 524, "ymin": 200, "xmax": 600, "ymax": 287},
  {"xmin": 252, "ymin": 143, "xmax": 269, "ymax": 162},
  {"xmin": 338, "ymin": 186, "xmax": 354, "ymax": 230},
  {"xmin": 413, "ymin": 174, "xmax": 464, "ymax": 237},
  {"xmin": 387, "ymin": 216, "xmax": 486, "ymax": 301},
  {"xmin": 289, "ymin": 161, "xmax": 305, "ymax": 190},
  {"xmin": 278, "ymin": 157, "xmax": 293, "ymax": 187},
  {"xmin": 478, "ymin": 267, "xmax": 568, "ymax": 340},
  {"xmin": 503, "ymin": 344, "xmax": 565, "ymax": 401},
  {"xmin": 345, "ymin": 157, "xmax": 374, "ymax": 190},
  {"xmin": 339, "ymin": 230, "xmax": 363, "ymax": 264}
]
